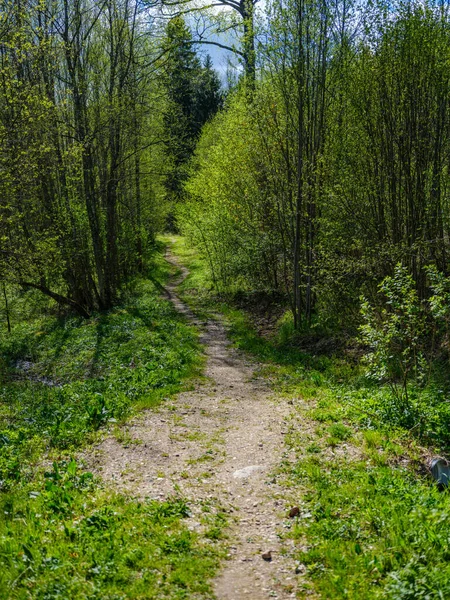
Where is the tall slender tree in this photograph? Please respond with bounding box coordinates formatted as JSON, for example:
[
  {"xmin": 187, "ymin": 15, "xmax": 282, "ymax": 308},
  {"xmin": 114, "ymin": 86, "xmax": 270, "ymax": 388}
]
[{"xmin": 0, "ymin": 0, "xmax": 164, "ymax": 315}]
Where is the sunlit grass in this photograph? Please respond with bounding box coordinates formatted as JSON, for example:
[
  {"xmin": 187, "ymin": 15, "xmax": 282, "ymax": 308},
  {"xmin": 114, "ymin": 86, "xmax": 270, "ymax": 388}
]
[{"xmin": 0, "ymin": 466, "xmax": 223, "ymax": 599}]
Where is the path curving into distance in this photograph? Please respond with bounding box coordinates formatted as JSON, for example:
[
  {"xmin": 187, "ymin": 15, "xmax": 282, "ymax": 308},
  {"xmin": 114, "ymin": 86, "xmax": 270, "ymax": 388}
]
[{"xmin": 85, "ymin": 247, "xmax": 301, "ymax": 599}]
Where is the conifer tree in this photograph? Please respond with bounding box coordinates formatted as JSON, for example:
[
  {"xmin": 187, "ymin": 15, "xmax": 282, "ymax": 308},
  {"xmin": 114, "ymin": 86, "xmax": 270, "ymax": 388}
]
[{"xmin": 162, "ymin": 17, "xmax": 222, "ymax": 211}]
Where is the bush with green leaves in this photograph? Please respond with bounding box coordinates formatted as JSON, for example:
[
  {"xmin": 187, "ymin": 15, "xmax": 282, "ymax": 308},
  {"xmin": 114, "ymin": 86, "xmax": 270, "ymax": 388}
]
[
  {"xmin": 181, "ymin": 94, "xmax": 268, "ymax": 293},
  {"xmin": 360, "ymin": 264, "xmax": 427, "ymax": 416}
]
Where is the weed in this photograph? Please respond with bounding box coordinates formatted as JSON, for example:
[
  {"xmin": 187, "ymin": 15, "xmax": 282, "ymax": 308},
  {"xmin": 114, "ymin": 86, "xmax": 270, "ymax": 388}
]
[
  {"xmin": 328, "ymin": 423, "xmax": 352, "ymax": 441},
  {"xmin": 113, "ymin": 427, "xmax": 141, "ymax": 446},
  {"xmin": 363, "ymin": 429, "xmax": 383, "ymax": 449},
  {"xmin": 306, "ymin": 443, "xmax": 322, "ymax": 454}
]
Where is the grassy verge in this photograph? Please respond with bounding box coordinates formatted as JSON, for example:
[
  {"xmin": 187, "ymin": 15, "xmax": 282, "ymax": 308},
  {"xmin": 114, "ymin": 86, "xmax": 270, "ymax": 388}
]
[
  {"xmin": 1, "ymin": 467, "xmax": 221, "ymax": 599},
  {"xmin": 0, "ymin": 244, "xmax": 225, "ymax": 599},
  {"xmin": 168, "ymin": 234, "xmax": 450, "ymax": 599}
]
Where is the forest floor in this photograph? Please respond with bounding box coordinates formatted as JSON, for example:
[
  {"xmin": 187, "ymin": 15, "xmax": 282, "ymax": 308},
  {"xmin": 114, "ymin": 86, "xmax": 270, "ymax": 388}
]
[{"xmin": 85, "ymin": 246, "xmax": 308, "ymax": 599}]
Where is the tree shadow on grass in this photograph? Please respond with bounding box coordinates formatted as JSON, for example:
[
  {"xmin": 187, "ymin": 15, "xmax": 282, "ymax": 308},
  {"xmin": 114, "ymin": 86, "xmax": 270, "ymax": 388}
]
[{"xmin": 88, "ymin": 314, "xmax": 110, "ymax": 379}]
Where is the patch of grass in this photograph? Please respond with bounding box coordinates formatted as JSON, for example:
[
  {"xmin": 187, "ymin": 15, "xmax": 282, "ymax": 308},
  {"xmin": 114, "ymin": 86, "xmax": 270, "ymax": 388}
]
[
  {"xmin": 170, "ymin": 429, "xmax": 208, "ymax": 443},
  {"xmin": 201, "ymin": 505, "xmax": 228, "ymax": 541},
  {"xmin": 284, "ymin": 456, "xmax": 450, "ymax": 599},
  {"xmin": 0, "ymin": 243, "xmax": 219, "ymax": 597},
  {"xmin": 113, "ymin": 427, "xmax": 142, "ymax": 447},
  {"xmin": 306, "ymin": 443, "xmax": 322, "ymax": 454},
  {"xmin": 160, "ymin": 235, "xmax": 215, "ymax": 318},
  {"xmin": 311, "ymin": 408, "xmax": 338, "ymax": 423},
  {"xmin": 363, "ymin": 429, "xmax": 384, "ymax": 449},
  {"xmin": 328, "ymin": 423, "xmax": 352, "ymax": 441},
  {"xmin": 187, "ymin": 449, "xmax": 217, "ymax": 465},
  {"xmin": 0, "ymin": 459, "xmax": 220, "ymax": 599}
]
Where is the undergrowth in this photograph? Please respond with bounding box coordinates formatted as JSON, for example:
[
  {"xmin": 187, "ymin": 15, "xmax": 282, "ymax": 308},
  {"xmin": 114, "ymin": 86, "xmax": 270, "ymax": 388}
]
[
  {"xmin": 0, "ymin": 458, "xmax": 219, "ymax": 598},
  {"xmin": 0, "ymin": 251, "xmax": 202, "ymax": 487},
  {"xmin": 283, "ymin": 456, "xmax": 450, "ymax": 599}
]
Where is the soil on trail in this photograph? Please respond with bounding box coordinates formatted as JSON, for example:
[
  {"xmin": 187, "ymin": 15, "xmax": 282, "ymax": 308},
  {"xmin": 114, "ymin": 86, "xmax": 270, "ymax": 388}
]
[{"xmin": 85, "ymin": 251, "xmax": 301, "ymax": 599}]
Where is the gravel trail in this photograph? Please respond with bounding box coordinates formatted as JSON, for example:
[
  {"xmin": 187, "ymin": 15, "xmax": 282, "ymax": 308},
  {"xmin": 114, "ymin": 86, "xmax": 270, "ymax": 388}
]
[{"xmin": 85, "ymin": 250, "xmax": 300, "ymax": 599}]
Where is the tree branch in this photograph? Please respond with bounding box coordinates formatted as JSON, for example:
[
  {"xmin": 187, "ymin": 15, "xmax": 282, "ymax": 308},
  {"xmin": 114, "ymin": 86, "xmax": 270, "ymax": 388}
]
[{"xmin": 18, "ymin": 281, "xmax": 90, "ymax": 318}]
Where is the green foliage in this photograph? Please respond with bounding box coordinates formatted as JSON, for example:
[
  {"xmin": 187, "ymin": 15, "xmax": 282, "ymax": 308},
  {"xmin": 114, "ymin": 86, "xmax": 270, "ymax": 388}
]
[
  {"xmin": 0, "ymin": 0, "xmax": 166, "ymax": 313},
  {"xmin": 180, "ymin": 91, "xmax": 283, "ymax": 294},
  {"xmin": 327, "ymin": 422, "xmax": 352, "ymax": 442},
  {"xmin": 357, "ymin": 265, "xmax": 450, "ymax": 435},
  {"xmin": 0, "ymin": 460, "xmax": 218, "ymax": 599},
  {"xmin": 180, "ymin": 1, "xmax": 450, "ymax": 334},
  {"xmin": 360, "ymin": 264, "xmax": 427, "ymax": 411},
  {"xmin": 427, "ymin": 266, "xmax": 450, "ymax": 322},
  {"xmin": 0, "ymin": 244, "xmax": 221, "ymax": 598},
  {"xmin": 172, "ymin": 236, "xmax": 450, "ymax": 598},
  {"xmin": 287, "ymin": 457, "xmax": 450, "ymax": 599},
  {"xmin": 426, "ymin": 266, "xmax": 450, "ymax": 362},
  {"xmin": 162, "ymin": 17, "xmax": 222, "ymax": 209},
  {"xmin": 175, "ymin": 235, "xmax": 450, "ymax": 449}
]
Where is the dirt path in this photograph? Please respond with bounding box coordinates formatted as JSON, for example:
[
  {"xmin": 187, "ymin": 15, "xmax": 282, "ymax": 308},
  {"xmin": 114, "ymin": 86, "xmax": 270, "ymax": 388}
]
[{"xmin": 85, "ymin": 251, "xmax": 300, "ymax": 599}]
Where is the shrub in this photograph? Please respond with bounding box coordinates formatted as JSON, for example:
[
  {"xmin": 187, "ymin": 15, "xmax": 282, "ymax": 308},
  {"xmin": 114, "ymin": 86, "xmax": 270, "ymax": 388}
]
[{"xmin": 360, "ymin": 264, "xmax": 427, "ymax": 419}]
